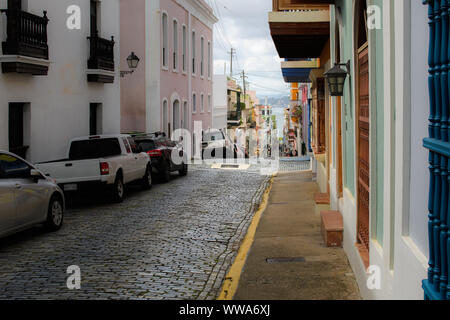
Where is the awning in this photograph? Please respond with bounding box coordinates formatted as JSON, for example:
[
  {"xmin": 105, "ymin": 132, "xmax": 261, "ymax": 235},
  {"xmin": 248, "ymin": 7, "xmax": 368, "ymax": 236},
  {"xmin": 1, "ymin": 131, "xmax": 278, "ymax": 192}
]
[
  {"xmin": 281, "ymin": 59, "xmax": 320, "ymax": 83},
  {"xmin": 269, "ymin": 9, "xmax": 330, "ymax": 59}
]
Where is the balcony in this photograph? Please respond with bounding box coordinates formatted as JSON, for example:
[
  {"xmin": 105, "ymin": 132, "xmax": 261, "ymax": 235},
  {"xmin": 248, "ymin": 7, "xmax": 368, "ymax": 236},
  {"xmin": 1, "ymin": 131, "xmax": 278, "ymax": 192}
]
[
  {"xmin": 87, "ymin": 33, "xmax": 115, "ymax": 83},
  {"xmin": 269, "ymin": 1, "xmax": 330, "ymax": 59},
  {"xmin": 0, "ymin": 9, "xmax": 50, "ymax": 75},
  {"xmin": 227, "ymin": 111, "xmax": 241, "ymax": 124},
  {"xmin": 272, "ymin": 0, "xmax": 334, "ymax": 11},
  {"xmin": 282, "ymin": 59, "xmax": 320, "ymax": 83}
]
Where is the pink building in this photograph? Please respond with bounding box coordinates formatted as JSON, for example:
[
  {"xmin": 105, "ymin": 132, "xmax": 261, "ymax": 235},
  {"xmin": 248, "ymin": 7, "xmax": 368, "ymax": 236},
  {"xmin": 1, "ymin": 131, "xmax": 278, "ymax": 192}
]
[{"xmin": 120, "ymin": 0, "xmax": 217, "ymax": 138}]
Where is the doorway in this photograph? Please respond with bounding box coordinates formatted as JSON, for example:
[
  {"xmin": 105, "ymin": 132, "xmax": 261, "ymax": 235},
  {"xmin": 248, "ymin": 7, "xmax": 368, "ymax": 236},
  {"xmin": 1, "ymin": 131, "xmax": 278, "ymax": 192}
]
[{"xmin": 355, "ymin": 0, "xmax": 370, "ymax": 259}]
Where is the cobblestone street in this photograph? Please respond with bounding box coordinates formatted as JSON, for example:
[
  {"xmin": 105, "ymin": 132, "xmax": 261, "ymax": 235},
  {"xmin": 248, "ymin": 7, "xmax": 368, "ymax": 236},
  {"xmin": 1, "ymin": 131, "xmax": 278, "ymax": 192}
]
[{"xmin": 0, "ymin": 164, "xmax": 272, "ymax": 300}]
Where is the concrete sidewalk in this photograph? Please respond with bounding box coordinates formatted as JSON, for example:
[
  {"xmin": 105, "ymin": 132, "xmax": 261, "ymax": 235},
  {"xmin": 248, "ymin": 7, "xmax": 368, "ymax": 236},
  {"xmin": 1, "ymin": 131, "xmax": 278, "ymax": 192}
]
[{"xmin": 233, "ymin": 171, "xmax": 361, "ymax": 300}]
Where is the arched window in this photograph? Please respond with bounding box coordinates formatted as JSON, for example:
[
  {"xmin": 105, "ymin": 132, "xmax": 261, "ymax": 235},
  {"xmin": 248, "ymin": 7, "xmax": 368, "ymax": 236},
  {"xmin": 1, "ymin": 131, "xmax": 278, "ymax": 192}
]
[
  {"xmin": 162, "ymin": 13, "xmax": 168, "ymax": 68},
  {"xmin": 192, "ymin": 31, "xmax": 196, "ymax": 74},
  {"xmin": 201, "ymin": 37, "xmax": 204, "ymax": 77},
  {"xmin": 163, "ymin": 100, "xmax": 168, "ymax": 134},
  {"xmin": 208, "ymin": 41, "xmax": 211, "ymax": 78},
  {"xmin": 183, "ymin": 101, "xmax": 188, "ymax": 129},
  {"xmin": 192, "ymin": 93, "xmax": 197, "ymax": 113},
  {"xmin": 201, "ymin": 94, "xmax": 204, "ymax": 113},
  {"xmin": 182, "ymin": 25, "xmax": 187, "ymax": 72},
  {"xmin": 173, "ymin": 20, "xmax": 178, "ymax": 70},
  {"xmin": 173, "ymin": 100, "xmax": 180, "ymax": 131}
]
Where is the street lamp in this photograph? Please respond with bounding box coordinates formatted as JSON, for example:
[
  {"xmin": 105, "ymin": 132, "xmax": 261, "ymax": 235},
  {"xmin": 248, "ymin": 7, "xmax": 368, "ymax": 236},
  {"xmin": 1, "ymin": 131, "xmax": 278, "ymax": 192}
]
[
  {"xmin": 120, "ymin": 52, "xmax": 140, "ymax": 77},
  {"xmin": 324, "ymin": 60, "xmax": 351, "ymax": 97}
]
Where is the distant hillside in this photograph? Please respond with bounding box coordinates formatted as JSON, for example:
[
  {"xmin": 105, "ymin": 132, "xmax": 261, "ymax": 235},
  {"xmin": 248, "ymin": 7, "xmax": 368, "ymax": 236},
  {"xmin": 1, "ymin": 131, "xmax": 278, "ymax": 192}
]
[{"xmin": 256, "ymin": 95, "xmax": 291, "ymax": 108}]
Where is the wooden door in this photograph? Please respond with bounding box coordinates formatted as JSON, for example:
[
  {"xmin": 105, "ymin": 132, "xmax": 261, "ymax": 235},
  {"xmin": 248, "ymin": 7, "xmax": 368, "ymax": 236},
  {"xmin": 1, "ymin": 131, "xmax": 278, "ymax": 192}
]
[
  {"xmin": 357, "ymin": 44, "xmax": 370, "ymax": 252},
  {"xmin": 336, "ymin": 97, "xmax": 343, "ymax": 197}
]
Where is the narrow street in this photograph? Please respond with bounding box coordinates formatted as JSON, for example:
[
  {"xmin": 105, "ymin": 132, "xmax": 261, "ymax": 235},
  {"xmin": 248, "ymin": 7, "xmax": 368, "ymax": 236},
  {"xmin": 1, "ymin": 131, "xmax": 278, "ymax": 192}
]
[{"xmin": 0, "ymin": 165, "xmax": 271, "ymax": 300}]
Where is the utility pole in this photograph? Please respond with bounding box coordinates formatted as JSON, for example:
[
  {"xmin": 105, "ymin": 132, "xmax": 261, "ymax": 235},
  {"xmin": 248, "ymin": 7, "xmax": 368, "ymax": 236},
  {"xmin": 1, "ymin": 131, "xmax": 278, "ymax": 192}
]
[
  {"xmin": 241, "ymin": 70, "xmax": 247, "ymax": 97},
  {"xmin": 228, "ymin": 48, "xmax": 235, "ymax": 77}
]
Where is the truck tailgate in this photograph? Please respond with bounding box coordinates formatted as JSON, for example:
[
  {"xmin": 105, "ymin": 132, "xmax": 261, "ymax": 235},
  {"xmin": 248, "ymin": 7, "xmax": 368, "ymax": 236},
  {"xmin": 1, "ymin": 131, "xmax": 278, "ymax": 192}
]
[{"xmin": 36, "ymin": 159, "xmax": 102, "ymax": 184}]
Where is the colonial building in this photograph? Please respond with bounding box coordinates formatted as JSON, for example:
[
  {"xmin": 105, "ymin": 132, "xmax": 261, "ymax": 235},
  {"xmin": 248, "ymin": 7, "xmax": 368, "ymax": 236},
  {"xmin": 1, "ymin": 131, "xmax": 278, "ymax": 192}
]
[
  {"xmin": 269, "ymin": 0, "xmax": 439, "ymax": 300},
  {"xmin": 0, "ymin": 0, "xmax": 121, "ymax": 163},
  {"xmin": 120, "ymin": 0, "xmax": 217, "ymax": 138}
]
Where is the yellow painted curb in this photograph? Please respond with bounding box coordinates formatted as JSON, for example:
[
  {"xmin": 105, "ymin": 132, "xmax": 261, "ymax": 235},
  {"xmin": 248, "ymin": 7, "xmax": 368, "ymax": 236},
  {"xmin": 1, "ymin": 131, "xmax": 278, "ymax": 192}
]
[{"xmin": 217, "ymin": 176, "xmax": 274, "ymax": 300}]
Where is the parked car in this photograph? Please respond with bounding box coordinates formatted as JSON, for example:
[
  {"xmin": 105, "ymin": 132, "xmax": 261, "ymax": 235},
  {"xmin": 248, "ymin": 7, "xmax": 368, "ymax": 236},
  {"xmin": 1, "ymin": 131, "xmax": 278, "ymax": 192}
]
[
  {"xmin": 36, "ymin": 135, "xmax": 152, "ymax": 202},
  {"xmin": 202, "ymin": 129, "xmax": 235, "ymax": 159},
  {"xmin": 132, "ymin": 133, "xmax": 188, "ymax": 182},
  {"xmin": 0, "ymin": 151, "xmax": 65, "ymax": 238}
]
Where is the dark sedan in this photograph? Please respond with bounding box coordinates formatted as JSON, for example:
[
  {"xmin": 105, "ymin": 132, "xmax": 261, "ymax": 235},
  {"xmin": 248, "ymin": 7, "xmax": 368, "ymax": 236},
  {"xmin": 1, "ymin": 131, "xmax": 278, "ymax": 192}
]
[{"xmin": 133, "ymin": 133, "xmax": 188, "ymax": 182}]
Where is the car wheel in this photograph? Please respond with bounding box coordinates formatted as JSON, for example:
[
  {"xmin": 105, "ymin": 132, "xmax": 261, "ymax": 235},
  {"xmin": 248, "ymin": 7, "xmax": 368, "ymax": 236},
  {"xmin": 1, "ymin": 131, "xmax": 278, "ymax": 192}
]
[
  {"xmin": 142, "ymin": 165, "xmax": 153, "ymax": 190},
  {"xmin": 160, "ymin": 163, "xmax": 171, "ymax": 182},
  {"xmin": 179, "ymin": 163, "xmax": 188, "ymax": 176},
  {"xmin": 112, "ymin": 175, "xmax": 124, "ymax": 203},
  {"xmin": 45, "ymin": 195, "xmax": 64, "ymax": 231}
]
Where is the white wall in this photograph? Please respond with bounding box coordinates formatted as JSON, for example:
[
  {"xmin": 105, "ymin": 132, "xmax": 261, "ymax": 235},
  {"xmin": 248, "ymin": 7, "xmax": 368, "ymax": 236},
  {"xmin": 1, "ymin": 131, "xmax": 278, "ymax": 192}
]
[
  {"xmin": 213, "ymin": 74, "xmax": 227, "ymax": 130},
  {"xmin": 0, "ymin": 0, "xmax": 121, "ymax": 163}
]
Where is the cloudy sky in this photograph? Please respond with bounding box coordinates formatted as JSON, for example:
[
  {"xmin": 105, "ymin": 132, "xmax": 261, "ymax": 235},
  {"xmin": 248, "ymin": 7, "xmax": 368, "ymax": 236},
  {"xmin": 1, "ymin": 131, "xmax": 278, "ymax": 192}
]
[{"xmin": 205, "ymin": 0, "xmax": 290, "ymax": 99}]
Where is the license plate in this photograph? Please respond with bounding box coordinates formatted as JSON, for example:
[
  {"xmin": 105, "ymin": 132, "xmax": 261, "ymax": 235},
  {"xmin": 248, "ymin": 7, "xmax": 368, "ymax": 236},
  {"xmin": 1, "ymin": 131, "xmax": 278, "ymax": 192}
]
[{"xmin": 64, "ymin": 184, "xmax": 78, "ymax": 191}]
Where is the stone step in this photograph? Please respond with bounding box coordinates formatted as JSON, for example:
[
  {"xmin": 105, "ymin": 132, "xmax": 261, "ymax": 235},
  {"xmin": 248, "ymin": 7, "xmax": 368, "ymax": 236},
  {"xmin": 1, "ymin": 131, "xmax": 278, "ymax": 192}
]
[
  {"xmin": 314, "ymin": 193, "xmax": 330, "ymax": 216},
  {"xmin": 320, "ymin": 210, "xmax": 343, "ymax": 248}
]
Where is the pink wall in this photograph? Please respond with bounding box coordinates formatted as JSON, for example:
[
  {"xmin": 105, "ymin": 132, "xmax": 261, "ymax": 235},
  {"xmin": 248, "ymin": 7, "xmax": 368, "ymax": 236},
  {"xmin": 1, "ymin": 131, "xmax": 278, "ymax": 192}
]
[
  {"xmin": 160, "ymin": 0, "xmax": 189, "ymax": 133},
  {"xmin": 160, "ymin": 0, "xmax": 213, "ymax": 134},
  {"xmin": 190, "ymin": 14, "xmax": 213, "ymax": 131},
  {"xmin": 120, "ymin": 0, "xmax": 146, "ymax": 133}
]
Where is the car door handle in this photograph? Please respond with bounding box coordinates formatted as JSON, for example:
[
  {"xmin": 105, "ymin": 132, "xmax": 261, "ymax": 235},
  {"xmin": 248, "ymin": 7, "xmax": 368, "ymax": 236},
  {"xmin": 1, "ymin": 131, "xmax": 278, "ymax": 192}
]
[{"xmin": 15, "ymin": 184, "xmax": 22, "ymax": 190}]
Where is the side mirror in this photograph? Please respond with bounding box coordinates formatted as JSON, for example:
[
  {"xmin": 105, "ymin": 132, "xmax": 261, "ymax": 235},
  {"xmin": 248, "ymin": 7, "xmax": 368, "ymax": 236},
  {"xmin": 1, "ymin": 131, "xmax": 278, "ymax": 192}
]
[{"xmin": 30, "ymin": 169, "xmax": 43, "ymax": 182}]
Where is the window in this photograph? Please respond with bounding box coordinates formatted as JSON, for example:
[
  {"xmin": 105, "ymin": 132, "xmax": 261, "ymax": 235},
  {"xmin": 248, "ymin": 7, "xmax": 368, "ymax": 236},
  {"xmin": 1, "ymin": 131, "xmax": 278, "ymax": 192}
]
[
  {"xmin": 90, "ymin": 0, "xmax": 99, "ymax": 35},
  {"xmin": 192, "ymin": 31, "xmax": 196, "ymax": 74},
  {"xmin": 0, "ymin": 153, "xmax": 31, "ymax": 179},
  {"xmin": 183, "ymin": 101, "xmax": 188, "ymax": 129},
  {"xmin": 173, "ymin": 20, "xmax": 178, "ymax": 70},
  {"xmin": 208, "ymin": 95, "xmax": 211, "ymax": 112},
  {"xmin": 182, "ymin": 26, "xmax": 187, "ymax": 72},
  {"xmin": 69, "ymin": 138, "xmax": 122, "ymax": 160},
  {"xmin": 127, "ymin": 138, "xmax": 140, "ymax": 154},
  {"xmin": 89, "ymin": 103, "xmax": 102, "ymax": 136},
  {"xmin": 208, "ymin": 41, "xmax": 211, "ymax": 78},
  {"xmin": 201, "ymin": 37, "xmax": 204, "ymax": 77},
  {"xmin": 9, "ymin": 103, "xmax": 29, "ymax": 159},
  {"xmin": 201, "ymin": 94, "xmax": 204, "ymax": 112},
  {"xmin": 163, "ymin": 100, "xmax": 169, "ymax": 134},
  {"xmin": 192, "ymin": 94, "xmax": 197, "ymax": 113},
  {"xmin": 162, "ymin": 13, "xmax": 168, "ymax": 68}
]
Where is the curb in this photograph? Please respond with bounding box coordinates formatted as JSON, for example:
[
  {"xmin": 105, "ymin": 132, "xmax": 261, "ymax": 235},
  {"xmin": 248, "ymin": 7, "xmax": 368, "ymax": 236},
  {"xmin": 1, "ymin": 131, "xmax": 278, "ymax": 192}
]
[{"xmin": 217, "ymin": 175, "xmax": 274, "ymax": 300}]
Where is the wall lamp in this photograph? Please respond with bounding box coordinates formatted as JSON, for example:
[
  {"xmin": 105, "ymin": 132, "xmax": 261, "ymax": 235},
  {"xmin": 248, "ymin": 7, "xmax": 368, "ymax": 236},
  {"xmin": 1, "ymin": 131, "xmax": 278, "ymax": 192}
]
[
  {"xmin": 324, "ymin": 60, "xmax": 351, "ymax": 97},
  {"xmin": 120, "ymin": 52, "xmax": 140, "ymax": 77}
]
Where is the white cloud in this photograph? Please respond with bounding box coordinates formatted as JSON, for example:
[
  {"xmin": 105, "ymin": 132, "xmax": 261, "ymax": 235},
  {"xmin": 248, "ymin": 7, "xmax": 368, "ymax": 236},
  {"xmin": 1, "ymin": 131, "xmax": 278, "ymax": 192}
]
[{"xmin": 209, "ymin": 0, "xmax": 289, "ymax": 98}]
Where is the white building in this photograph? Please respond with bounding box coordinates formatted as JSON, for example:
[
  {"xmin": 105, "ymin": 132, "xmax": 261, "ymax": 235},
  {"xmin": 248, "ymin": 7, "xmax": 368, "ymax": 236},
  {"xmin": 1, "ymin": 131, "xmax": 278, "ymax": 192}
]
[
  {"xmin": 0, "ymin": 0, "xmax": 121, "ymax": 163},
  {"xmin": 212, "ymin": 74, "xmax": 227, "ymax": 130}
]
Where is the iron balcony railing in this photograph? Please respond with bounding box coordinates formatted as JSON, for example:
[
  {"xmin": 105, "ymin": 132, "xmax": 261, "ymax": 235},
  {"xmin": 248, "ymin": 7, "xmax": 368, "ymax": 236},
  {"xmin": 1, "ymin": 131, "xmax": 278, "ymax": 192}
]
[
  {"xmin": 422, "ymin": 0, "xmax": 450, "ymax": 301},
  {"xmin": 0, "ymin": 9, "xmax": 49, "ymax": 60},
  {"xmin": 227, "ymin": 111, "xmax": 241, "ymax": 122},
  {"xmin": 87, "ymin": 33, "xmax": 115, "ymax": 71}
]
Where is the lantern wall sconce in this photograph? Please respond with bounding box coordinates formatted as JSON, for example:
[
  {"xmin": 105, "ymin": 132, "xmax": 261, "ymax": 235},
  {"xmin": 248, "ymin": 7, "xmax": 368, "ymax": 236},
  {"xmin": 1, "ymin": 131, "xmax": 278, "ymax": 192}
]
[
  {"xmin": 120, "ymin": 52, "xmax": 140, "ymax": 77},
  {"xmin": 324, "ymin": 60, "xmax": 351, "ymax": 97}
]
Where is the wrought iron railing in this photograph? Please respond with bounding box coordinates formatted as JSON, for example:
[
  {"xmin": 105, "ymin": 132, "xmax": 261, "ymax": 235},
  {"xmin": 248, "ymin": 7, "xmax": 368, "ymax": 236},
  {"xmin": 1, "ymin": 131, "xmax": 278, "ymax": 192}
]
[
  {"xmin": 87, "ymin": 33, "xmax": 115, "ymax": 71},
  {"xmin": 422, "ymin": 0, "xmax": 450, "ymax": 301},
  {"xmin": 0, "ymin": 9, "xmax": 49, "ymax": 59},
  {"xmin": 227, "ymin": 111, "xmax": 241, "ymax": 122}
]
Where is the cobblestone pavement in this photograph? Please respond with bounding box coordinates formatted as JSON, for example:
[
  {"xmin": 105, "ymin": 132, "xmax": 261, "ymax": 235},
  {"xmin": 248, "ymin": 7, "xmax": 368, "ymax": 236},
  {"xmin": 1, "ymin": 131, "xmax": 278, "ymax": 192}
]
[{"xmin": 0, "ymin": 164, "xmax": 270, "ymax": 300}]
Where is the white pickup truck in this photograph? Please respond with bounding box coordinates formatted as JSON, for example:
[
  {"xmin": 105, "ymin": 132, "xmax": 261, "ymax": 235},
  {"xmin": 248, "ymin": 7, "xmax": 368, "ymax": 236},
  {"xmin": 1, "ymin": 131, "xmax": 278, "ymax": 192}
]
[{"xmin": 36, "ymin": 134, "xmax": 152, "ymax": 202}]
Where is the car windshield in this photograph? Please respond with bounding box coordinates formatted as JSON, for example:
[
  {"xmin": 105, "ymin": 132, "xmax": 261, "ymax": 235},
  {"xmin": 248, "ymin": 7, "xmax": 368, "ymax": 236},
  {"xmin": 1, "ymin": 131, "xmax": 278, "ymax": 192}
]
[
  {"xmin": 136, "ymin": 140, "xmax": 157, "ymax": 151},
  {"xmin": 203, "ymin": 132, "xmax": 224, "ymax": 142},
  {"xmin": 69, "ymin": 138, "xmax": 122, "ymax": 160}
]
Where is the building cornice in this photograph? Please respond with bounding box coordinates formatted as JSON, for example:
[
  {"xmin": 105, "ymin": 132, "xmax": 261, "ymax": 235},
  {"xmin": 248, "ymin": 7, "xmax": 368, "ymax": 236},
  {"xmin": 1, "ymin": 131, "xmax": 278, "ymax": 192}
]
[{"xmin": 176, "ymin": 0, "xmax": 218, "ymax": 29}]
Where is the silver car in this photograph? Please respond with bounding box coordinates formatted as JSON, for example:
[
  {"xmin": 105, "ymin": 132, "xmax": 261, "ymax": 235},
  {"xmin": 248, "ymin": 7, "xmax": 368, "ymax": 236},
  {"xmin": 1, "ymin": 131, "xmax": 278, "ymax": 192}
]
[{"xmin": 0, "ymin": 151, "xmax": 65, "ymax": 238}]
